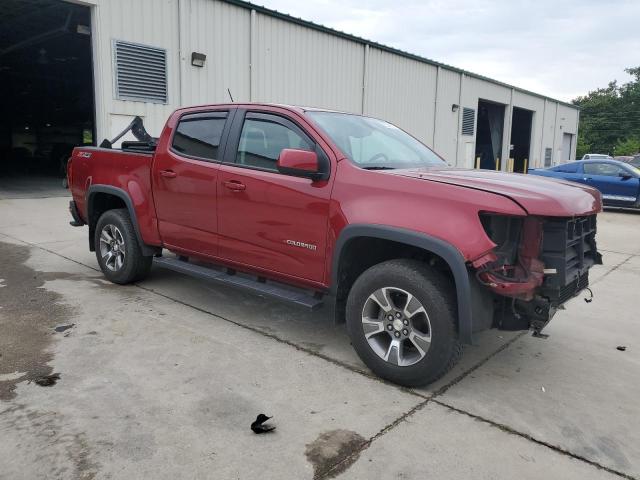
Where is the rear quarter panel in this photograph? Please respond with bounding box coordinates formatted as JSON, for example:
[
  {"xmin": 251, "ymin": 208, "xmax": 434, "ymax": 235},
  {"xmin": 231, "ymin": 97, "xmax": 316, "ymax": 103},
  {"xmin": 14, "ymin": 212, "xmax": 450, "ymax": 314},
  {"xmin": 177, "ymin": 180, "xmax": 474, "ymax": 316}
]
[{"xmin": 70, "ymin": 147, "xmax": 161, "ymax": 246}]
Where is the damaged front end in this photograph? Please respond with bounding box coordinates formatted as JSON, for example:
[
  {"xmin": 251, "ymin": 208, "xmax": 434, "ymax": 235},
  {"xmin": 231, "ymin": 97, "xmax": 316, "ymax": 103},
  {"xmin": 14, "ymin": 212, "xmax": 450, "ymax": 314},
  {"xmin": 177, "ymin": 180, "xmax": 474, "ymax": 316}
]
[{"xmin": 471, "ymin": 213, "xmax": 603, "ymax": 335}]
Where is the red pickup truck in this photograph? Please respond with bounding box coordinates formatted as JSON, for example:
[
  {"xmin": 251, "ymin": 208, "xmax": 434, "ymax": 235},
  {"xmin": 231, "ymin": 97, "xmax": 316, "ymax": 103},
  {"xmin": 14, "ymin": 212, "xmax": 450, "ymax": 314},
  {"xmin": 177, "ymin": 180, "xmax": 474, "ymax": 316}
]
[{"xmin": 67, "ymin": 103, "xmax": 602, "ymax": 386}]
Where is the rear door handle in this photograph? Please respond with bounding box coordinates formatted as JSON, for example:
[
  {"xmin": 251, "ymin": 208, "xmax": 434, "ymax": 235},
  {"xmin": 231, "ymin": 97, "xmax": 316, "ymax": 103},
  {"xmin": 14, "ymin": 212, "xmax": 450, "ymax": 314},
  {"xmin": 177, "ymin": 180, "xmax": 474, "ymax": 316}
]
[
  {"xmin": 224, "ymin": 180, "xmax": 246, "ymax": 191},
  {"xmin": 583, "ymin": 177, "xmax": 592, "ymax": 181},
  {"xmin": 160, "ymin": 170, "xmax": 177, "ymax": 178}
]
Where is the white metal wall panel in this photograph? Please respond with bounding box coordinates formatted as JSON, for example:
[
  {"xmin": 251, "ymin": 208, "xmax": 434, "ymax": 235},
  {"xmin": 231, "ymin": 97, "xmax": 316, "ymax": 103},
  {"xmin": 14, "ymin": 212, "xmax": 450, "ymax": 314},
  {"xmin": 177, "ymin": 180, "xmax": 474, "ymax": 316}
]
[
  {"xmin": 87, "ymin": 0, "xmax": 580, "ymax": 161},
  {"xmin": 462, "ymin": 76, "xmax": 511, "ymax": 106},
  {"xmin": 363, "ymin": 47, "xmax": 437, "ymax": 145},
  {"xmin": 555, "ymin": 104, "xmax": 578, "ymax": 162},
  {"xmin": 252, "ymin": 13, "xmax": 364, "ymax": 113},
  {"xmin": 178, "ymin": 0, "xmax": 251, "ymax": 105},
  {"xmin": 92, "ymin": 0, "xmax": 180, "ymax": 141},
  {"xmin": 556, "ymin": 104, "xmax": 578, "ymax": 134},
  {"xmin": 433, "ymin": 68, "xmax": 461, "ymax": 163},
  {"xmin": 539, "ymin": 100, "xmax": 557, "ymax": 167}
]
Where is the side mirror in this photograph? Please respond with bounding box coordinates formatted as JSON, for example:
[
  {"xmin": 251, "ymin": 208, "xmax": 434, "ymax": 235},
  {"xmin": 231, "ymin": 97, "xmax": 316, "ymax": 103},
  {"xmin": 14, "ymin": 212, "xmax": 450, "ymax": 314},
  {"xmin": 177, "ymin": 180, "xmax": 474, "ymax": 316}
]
[
  {"xmin": 277, "ymin": 149, "xmax": 324, "ymax": 181},
  {"xmin": 618, "ymin": 172, "xmax": 633, "ymax": 180}
]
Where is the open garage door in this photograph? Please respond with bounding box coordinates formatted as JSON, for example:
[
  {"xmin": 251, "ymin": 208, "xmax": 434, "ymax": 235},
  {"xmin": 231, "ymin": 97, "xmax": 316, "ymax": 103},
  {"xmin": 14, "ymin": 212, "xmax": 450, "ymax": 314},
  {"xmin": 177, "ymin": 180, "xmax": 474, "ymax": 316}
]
[
  {"xmin": 510, "ymin": 107, "xmax": 533, "ymax": 173},
  {"xmin": 0, "ymin": 0, "xmax": 94, "ymax": 194},
  {"xmin": 475, "ymin": 100, "xmax": 505, "ymax": 170}
]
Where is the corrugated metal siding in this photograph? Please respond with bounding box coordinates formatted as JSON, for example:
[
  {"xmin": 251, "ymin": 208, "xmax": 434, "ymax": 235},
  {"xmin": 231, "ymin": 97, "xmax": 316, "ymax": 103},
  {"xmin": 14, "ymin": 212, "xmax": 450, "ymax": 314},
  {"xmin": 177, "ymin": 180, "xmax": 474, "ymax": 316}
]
[
  {"xmin": 462, "ymin": 76, "xmax": 511, "ymax": 106},
  {"xmin": 432, "ymin": 68, "xmax": 461, "ymax": 164},
  {"xmin": 179, "ymin": 0, "xmax": 251, "ymax": 105},
  {"xmin": 88, "ymin": 0, "xmax": 579, "ymax": 165},
  {"xmin": 92, "ymin": 0, "xmax": 180, "ymax": 141},
  {"xmin": 363, "ymin": 47, "xmax": 437, "ymax": 144},
  {"xmin": 252, "ymin": 13, "xmax": 364, "ymax": 112},
  {"xmin": 540, "ymin": 100, "xmax": 557, "ymax": 167}
]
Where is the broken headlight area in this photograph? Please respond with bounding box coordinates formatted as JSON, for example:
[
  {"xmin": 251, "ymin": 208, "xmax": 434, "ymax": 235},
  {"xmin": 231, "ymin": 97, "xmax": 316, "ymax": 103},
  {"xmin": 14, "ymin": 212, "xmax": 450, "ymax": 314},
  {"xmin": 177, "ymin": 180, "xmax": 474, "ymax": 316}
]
[
  {"xmin": 470, "ymin": 213, "xmax": 603, "ymax": 334},
  {"xmin": 472, "ymin": 214, "xmax": 544, "ymax": 302}
]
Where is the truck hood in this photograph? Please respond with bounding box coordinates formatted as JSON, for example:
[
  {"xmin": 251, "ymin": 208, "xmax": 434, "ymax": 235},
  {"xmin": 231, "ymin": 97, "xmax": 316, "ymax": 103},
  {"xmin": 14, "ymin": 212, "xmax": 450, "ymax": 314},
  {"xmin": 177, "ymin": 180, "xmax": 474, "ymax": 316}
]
[{"xmin": 388, "ymin": 168, "xmax": 602, "ymax": 216}]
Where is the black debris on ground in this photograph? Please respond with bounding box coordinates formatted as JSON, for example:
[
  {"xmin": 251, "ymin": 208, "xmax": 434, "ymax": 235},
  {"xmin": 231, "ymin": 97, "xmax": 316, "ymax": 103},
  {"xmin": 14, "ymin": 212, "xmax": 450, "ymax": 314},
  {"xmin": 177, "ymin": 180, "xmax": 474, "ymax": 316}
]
[
  {"xmin": 33, "ymin": 373, "xmax": 61, "ymax": 387},
  {"xmin": 251, "ymin": 414, "xmax": 276, "ymax": 434},
  {"xmin": 54, "ymin": 324, "xmax": 75, "ymax": 333}
]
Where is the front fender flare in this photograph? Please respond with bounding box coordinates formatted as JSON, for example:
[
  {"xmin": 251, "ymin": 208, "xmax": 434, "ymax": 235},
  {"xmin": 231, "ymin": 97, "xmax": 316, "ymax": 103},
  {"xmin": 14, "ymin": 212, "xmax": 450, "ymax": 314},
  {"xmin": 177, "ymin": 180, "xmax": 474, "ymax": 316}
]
[{"xmin": 331, "ymin": 225, "xmax": 474, "ymax": 344}]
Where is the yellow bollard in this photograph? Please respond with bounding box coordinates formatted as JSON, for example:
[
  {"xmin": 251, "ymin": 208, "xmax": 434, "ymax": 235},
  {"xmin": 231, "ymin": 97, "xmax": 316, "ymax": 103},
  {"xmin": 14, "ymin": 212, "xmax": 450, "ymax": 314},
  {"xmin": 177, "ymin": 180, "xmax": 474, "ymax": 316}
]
[
  {"xmin": 495, "ymin": 157, "xmax": 500, "ymax": 171},
  {"xmin": 508, "ymin": 158, "xmax": 514, "ymax": 173},
  {"xmin": 523, "ymin": 158, "xmax": 528, "ymax": 174},
  {"xmin": 475, "ymin": 156, "xmax": 481, "ymax": 169}
]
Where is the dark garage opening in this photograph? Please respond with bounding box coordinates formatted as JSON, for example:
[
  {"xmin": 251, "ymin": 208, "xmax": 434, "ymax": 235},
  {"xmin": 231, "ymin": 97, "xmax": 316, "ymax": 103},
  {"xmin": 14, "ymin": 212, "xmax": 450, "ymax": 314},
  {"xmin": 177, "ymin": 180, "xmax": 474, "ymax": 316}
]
[
  {"xmin": 0, "ymin": 0, "xmax": 94, "ymax": 191},
  {"xmin": 475, "ymin": 100, "xmax": 505, "ymax": 170},
  {"xmin": 510, "ymin": 107, "xmax": 533, "ymax": 173}
]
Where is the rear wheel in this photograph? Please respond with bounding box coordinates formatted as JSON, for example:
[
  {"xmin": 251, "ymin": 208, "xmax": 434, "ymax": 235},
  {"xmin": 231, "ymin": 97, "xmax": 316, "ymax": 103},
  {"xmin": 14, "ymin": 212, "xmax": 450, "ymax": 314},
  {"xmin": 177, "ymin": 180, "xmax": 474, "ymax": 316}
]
[
  {"xmin": 95, "ymin": 209, "xmax": 152, "ymax": 284},
  {"xmin": 346, "ymin": 259, "xmax": 462, "ymax": 387}
]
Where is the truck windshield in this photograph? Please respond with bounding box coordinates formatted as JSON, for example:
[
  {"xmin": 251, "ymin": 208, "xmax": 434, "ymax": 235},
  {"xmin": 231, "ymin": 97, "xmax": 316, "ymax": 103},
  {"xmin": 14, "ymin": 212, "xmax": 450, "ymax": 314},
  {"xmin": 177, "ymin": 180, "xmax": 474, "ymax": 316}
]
[{"xmin": 307, "ymin": 111, "xmax": 446, "ymax": 170}]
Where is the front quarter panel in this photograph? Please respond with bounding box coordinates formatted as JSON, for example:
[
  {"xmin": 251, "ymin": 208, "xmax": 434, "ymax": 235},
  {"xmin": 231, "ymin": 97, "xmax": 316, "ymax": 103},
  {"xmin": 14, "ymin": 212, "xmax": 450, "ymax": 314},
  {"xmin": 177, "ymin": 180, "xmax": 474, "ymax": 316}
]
[{"xmin": 326, "ymin": 160, "xmax": 528, "ymax": 282}]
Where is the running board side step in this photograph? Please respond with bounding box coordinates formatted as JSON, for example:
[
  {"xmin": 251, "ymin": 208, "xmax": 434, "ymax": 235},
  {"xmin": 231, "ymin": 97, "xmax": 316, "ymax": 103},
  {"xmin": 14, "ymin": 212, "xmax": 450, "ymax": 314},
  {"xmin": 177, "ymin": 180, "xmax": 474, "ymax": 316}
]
[{"xmin": 152, "ymin": 256, "xmax": 324, "ymax": 310}]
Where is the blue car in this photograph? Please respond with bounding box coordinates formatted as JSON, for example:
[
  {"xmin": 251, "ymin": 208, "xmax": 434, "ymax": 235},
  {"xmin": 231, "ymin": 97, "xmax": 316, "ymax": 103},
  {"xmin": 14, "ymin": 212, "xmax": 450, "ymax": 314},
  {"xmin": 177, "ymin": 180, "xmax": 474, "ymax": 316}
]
[{"xmin": 529, "ymin": 159, "xmax": 640, "ymax": 209}]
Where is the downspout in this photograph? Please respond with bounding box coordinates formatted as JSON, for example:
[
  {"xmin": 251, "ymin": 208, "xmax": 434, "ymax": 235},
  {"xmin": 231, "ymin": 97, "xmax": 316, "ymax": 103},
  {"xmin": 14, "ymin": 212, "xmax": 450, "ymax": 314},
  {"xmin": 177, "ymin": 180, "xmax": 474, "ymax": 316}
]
[
  {"xmin": 454, "ymin": 73, "xmax": 465, "ymax": 166},
  {"xmin": 177, "ymin": 0, "xmax": 184, "ymax": 106},
  {"xmin": 250, "ymin": 9, "xmax": 256, "ymax": 101},
  {"xmin": 432, "ymin": 66, "xmax": 440, "ymax": 148},
  {"xmin": 361, "ymin": 44, "xmax": 369, "ymax": 114}
]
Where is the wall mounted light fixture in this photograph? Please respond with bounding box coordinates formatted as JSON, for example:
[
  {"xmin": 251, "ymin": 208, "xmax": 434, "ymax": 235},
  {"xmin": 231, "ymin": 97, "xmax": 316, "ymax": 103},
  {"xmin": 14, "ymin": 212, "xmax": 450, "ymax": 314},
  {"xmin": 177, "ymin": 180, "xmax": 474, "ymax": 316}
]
[
  {"xmin": 191, "ymin": 52, "xmax": 206, "ymax": 67},
  {"xmin": 451, "ymin": 104, "xmax": 459, "ymax": 112}
]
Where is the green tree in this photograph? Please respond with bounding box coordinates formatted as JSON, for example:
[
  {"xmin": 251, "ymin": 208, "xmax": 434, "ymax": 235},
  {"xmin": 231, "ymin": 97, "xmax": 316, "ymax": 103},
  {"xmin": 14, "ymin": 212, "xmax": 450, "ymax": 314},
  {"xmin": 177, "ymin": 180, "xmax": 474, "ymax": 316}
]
[
  {"xmin": 614, "ymin": 137, "xmax": 640, "ymax": 156},
  {"xmin": 573, "ymin": 67, "xmax": 640, "ymax": 156}
]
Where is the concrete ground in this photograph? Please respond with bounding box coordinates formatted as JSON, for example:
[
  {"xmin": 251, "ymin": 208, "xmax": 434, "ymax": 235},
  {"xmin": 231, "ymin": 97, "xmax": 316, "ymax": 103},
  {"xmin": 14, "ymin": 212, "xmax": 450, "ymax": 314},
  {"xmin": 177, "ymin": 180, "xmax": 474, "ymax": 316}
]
[{"xmin": 0, "ymin": 192, "xmax": 638, "ymax": 480}]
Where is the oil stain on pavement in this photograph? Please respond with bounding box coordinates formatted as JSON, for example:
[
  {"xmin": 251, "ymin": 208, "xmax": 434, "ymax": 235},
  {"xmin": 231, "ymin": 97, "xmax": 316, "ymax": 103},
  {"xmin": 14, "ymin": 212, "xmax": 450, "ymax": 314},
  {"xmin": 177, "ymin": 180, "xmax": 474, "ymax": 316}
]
[
  {"xmin": 305, "ymin": 429, "xmax": 367, "ymax": 479},
  {"xmin": 0, "ymin": 240, "xmax": 76, "ymax": 400}
]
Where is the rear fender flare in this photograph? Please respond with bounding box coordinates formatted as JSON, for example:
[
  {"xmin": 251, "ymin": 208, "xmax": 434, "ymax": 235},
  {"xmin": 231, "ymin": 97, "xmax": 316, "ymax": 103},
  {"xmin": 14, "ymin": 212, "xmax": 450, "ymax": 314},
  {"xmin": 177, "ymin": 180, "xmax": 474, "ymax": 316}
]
[
  {"xmin": 87, "ymin": 185, "xmax": 158, "ymax": 257},
  {"xmin": 330, "ymin": 225, "xmax": 474, "ymax": 344}
]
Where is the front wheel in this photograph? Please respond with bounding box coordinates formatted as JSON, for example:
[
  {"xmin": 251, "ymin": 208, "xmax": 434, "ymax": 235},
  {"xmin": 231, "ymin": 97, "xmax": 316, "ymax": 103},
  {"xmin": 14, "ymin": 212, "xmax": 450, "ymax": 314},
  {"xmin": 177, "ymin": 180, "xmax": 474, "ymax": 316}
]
[
  {"xmin": 95, "ymin": 209, "xmax": 152, "ymax": 284},
  {"xmin": 346, "ymin": 259, "xmax": 462, "ymax": 387}
]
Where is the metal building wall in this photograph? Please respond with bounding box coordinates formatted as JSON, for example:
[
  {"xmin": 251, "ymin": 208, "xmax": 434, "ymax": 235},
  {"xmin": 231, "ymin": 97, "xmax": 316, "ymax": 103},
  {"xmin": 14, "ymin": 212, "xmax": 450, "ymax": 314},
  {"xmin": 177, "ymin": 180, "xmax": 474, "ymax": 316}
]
[
  {"xmin": 88, "ymin": 0, "xmax": 181, "ymax": 143},
  {"xmin": 433, "ymin": 69, "xmax": 462, "ymax": 164},
  {"xmin": 178, "ymin": 0, "xmax": 251, "ymax": 105},
  {"xmin": 251, "ymin": 12, "xmax": 364, "ymax": 113},
  {"xmin": 363, "ymin": 47, "xmax": 438, "ymax": 144},
  {"xmin": 84, "ymin": 0, "xmax": 579, "ymax": 167},
  {"xmin": 555, "ymin": 104, "xmax": 579, "ymax": 161}
]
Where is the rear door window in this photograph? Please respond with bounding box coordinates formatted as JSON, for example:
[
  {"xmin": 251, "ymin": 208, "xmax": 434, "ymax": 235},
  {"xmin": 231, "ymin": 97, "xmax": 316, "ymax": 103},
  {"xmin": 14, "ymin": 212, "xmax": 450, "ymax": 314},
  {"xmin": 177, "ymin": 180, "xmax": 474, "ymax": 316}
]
[{"xmin": 172, "ymin": 112, "xmax": 228, "ymax": 161}]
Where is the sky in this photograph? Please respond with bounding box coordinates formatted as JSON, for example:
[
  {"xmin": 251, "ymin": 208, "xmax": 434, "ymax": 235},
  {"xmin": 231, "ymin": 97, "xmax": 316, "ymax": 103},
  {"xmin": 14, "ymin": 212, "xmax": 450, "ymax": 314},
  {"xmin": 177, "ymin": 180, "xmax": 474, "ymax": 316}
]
[{"xmin": 257, "ymin": 0, "xmax": 640, "ymax": 102}]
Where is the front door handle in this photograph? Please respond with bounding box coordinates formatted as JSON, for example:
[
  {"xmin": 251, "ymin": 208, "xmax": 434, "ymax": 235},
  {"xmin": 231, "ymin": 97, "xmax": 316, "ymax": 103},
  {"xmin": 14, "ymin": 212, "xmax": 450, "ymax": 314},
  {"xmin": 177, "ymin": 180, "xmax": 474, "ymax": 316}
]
[
  {"xmin": 583, "ymin": 177, "xmax": 592, "ymax": 181},
  {"xmin": 160, "ymin": 170, "xmax": 177, "ymax": 178},
  {"xmin": 224, "ymin": 180, "xmax": 246, "ymax": 191}
]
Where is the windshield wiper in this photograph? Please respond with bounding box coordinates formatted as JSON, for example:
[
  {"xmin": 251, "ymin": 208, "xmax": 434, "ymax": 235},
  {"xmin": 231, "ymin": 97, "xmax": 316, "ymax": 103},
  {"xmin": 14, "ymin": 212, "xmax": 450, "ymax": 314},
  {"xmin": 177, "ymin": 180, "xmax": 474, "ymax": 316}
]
[{"xmin": 362, "ymin": 166, "xmax": 396, "ymax": 170}]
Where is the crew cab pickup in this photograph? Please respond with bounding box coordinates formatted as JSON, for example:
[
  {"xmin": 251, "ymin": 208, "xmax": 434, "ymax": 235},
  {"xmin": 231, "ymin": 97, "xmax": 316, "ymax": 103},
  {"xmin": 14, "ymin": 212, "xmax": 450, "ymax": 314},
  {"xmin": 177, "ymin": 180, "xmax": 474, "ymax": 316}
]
[{"xmin": 67, "ymin": 103, "xmax": 603, "ymax": 386}]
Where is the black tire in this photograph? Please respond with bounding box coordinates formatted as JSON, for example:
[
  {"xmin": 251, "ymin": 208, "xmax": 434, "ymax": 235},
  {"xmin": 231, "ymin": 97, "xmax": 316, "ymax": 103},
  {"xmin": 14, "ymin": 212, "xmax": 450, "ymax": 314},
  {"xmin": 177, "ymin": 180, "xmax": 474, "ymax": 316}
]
[
  {"xmin": 346, "ymin": 259, "xmax": 462, "ymax": 387},
  {"xmin": 94, "ymin": 209, "xmax": 152, "ymax": 284}
]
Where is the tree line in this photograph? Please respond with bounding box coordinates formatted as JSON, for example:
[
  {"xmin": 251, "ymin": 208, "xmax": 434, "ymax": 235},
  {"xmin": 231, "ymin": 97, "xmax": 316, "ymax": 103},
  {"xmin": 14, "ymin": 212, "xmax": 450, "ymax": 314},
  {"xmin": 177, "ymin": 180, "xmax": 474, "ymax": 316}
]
[{"xmin": 573, "ymin": 67, "xmax": 640, "ymax": 158}]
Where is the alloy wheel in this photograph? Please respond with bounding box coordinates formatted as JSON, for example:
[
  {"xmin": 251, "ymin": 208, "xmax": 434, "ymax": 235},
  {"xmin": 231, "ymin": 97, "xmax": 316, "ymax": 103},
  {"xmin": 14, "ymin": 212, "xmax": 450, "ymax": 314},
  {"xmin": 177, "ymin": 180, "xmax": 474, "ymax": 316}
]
[
  {"xmin": 99, "ymin": 224, "xmax": 126, "ymax": 272},
  {"xmin": 361, "ymin": 286, "xmax": 432, "ymax": 366}
]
